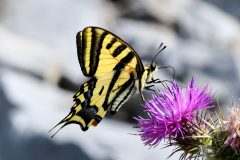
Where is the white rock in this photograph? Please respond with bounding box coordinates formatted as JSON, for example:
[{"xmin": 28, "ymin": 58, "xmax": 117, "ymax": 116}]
[{"xmin": 0, "ymin": 25, "xmax": 63, "ymax": 83}]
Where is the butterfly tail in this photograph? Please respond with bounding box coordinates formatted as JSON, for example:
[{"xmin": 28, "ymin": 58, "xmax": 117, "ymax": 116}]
[{"xmin": 49, "ymin": 109, "xmax": 74, "ymax": 138}]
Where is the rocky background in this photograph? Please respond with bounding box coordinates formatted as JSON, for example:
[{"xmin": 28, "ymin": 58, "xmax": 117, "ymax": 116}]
[{"xmin": 0, "ymin": 0, "xmax": 240, "ymax": 160}]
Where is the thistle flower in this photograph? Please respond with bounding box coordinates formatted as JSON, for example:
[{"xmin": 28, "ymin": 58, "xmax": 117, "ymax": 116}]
[
  {"xmin": 136, "ymin": 79, "xmax": 213, "ymax": 147},
  {"xmin": 223, "ymin": 107, "xmax": 240, "ymax": 154}
]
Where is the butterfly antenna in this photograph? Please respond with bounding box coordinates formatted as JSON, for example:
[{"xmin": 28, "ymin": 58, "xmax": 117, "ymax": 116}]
[{"xmin": 151, "ymin": 42, "xmax": 167, "ymax": 65}]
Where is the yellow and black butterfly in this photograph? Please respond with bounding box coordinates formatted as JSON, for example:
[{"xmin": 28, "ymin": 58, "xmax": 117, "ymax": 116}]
[{"xmin": 50, "ymin": 26, "xmax": 166, "ymax": 137}]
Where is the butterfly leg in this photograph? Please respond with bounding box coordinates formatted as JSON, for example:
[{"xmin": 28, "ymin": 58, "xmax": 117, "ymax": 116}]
[
  {"xmin": 148, "ymin": 77, "xmax": 174, "ymax": 84},
  {"xmin": 140, "ymin": 91, "xmax": 146, "ymax": 102},
  {"xmin": 145, "ymin": 85, "xmax": 158, "ymax": 95},
  {"xmin": 146, "ymin": 78, "xmax": 161, "ymax": 84},
  {"xmin": 145, "ymin": 85, "xmax": 155, "ymax": 92}
]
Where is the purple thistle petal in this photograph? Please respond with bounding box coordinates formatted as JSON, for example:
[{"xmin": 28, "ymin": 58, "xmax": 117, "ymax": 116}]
[{"xmin": 136, "ymin": 78, "xmax": 214, "ymax": 147}]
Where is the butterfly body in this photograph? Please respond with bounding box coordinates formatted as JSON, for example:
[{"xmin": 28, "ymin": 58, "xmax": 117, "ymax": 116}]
[{"xmin": 51, "ymin": 27, "xmax": 160, "ymax": 134}]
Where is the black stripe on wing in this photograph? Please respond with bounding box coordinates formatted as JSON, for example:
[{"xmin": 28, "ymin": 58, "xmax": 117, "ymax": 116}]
[
  {"xmin": 76, "ymin": 31, "xmax": 86, "ymax": 75},
  {"xmin": 113, "ymin": 51, "xmax": 134, "ymax": 70},
  {"xmin": 110, "ymin": 72, "xmax": 135, "ymax": 114},
  {"xmin": 102, "ymin": 70, "xmax": 121, "ymax": 110},
  {"xmin": 106, "ymin": 38, "xmax": 117, "ymax": 49},
  {"xmin": 76, "ymin": 28, "xmax": 109, "ymax": 77},
  {"xmin": 102, "ymin": 51, "xmax": 134, "ymax": 110},
  {"xmin": 112, "ymin": 44, "xmax": 127, "ymax": 57},
  {"xmin": 89, "ymin": 28, "xmax": 97, "ymax": 75},
  {"xmin": 93, "ymin": 31, "xmax": 108, "ymax": 75}
]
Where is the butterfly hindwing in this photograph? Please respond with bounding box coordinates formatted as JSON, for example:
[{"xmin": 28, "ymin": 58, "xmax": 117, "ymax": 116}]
[
  {"xmin": 56, "ymin": 69, "xmax": 135, "ymax": 131},
  {"xmin": 76, "ymin": 27, "xmax": 144, "ymax": 77}
]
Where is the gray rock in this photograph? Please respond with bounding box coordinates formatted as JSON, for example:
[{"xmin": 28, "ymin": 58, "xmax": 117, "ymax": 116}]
[{"xmin": 0, "ymin": 71, "xmax": 92, "ymax": 160}]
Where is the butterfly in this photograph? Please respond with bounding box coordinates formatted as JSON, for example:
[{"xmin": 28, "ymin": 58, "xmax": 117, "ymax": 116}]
[{"xmin": 50, "ymin": 26, "xmax": 166, "ymax": 137}]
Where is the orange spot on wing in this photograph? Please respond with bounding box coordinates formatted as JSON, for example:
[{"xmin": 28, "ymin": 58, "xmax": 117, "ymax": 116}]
[{"xmin": 92, "ymin": 120, "xmax": 99, "ymax": 127}]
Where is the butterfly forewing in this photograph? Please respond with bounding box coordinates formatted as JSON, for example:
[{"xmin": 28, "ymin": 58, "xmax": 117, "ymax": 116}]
[{"xmin": 76, "ymin": 27, "xmax": 144, "ymax": 77}]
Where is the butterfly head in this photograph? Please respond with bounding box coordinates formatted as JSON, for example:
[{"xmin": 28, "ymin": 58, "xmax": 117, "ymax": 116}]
[{"xmin": 150, "ymin": 63, "xmax": 158, "ymax": 73}]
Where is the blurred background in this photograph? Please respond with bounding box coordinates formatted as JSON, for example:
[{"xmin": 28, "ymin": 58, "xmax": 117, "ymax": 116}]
[{"xmin": 0, "ymin": 0, "xmax": 240, "ymax": 159}]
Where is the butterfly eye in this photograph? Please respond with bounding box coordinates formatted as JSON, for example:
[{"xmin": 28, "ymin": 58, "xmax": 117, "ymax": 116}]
[{"xmin": 150, "ymin": 63, "xmax": 157, "ymax": 71}]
